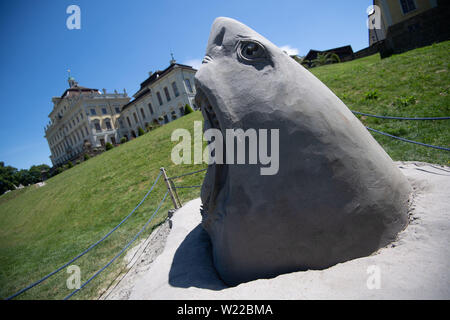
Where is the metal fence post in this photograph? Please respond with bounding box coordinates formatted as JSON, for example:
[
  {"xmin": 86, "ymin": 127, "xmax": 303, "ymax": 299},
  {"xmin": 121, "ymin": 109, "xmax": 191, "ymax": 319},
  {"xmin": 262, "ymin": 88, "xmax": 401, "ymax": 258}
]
[{"xmin": 160, "ymin": 167, "xmax": 179, "ymax": 209}]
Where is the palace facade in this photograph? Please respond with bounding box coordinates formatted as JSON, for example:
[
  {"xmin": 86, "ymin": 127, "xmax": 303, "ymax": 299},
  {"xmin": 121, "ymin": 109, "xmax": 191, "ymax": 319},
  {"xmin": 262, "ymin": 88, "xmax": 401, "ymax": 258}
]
[
  {"xmin": 44, "ymin": 77, "xmax": 130, "ymax": 166},
  {"xmin": 45, "ymin": 59, "xmax": 198, "ymax": 166},
  {"xmin": 119, "ymin": 59, "xmax": 197, "ymax": 139}
]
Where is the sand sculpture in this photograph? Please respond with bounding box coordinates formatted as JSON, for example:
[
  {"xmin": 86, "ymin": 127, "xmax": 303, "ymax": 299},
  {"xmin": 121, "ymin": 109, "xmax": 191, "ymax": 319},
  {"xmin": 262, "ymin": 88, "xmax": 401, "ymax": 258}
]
[{"xmin": 194, "ymin": 17, "xmax": 411, "ymax": 286}]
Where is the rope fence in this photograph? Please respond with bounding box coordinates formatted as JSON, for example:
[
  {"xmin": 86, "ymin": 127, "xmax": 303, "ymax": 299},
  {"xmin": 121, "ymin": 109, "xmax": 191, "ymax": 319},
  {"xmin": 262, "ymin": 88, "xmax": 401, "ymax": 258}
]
[
  {"xmin": 348, "ymin": 109, "xmax": 449, "ymax": 152},
  {"xmin": 166, "ymin": 168, "xmax": 207, "ymax": 180},
  {"xmin": 173, "ymin": 185, "xmax": 203, "ymax": 189},
  {"xmin": 6, "ymin": 171, "xmax": 163, "ymax": 300},
  {"xmin": 160, "ymin": 167, "xmax": 207, "ymax": 209},
  {"xmin": 64, "ymin": 191, "xmax": 169, "ymax": 300},
  {"xmin": 366, "ymin": 126, "xmax": 450, "ymax": 152},
  {"xmin": 352, "ymin": 110, "xmax": 450, "ymax": 121},
  {"xmin": 5, "ymin": 166, "xmax": 207, "ymax": 300}
]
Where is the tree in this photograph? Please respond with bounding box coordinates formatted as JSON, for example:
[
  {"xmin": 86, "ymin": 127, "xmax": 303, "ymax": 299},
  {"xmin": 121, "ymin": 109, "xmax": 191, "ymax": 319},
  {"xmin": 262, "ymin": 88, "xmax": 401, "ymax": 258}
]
[
  {"xmin": 16, "ymin": 169, "xmax": 33, "ymax": 186},
  {"xmin": 0, "ymin": 163, "xmax": 18, "ymax": 194},
  {"xmin": 311, "ymin": 52, "xmax": 340, "ymax": 67},
  {"xmin": 28, "ymin": 164, "xmax": 50, "ymax": 182},
  {"xmin": 0, "ymin": 162, "xmax": 49, "ymax": 194}
]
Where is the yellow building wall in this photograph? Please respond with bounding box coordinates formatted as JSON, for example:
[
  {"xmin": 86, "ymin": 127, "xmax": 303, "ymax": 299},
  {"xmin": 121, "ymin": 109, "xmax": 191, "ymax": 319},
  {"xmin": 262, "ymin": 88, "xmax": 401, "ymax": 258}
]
[
  {"xmin": 387, "ymin": 0, "xmax": 433, "ymax": 24},
  {"xmin": 374, "ymin": 0, "xmax": 435, "ymax": 39}
]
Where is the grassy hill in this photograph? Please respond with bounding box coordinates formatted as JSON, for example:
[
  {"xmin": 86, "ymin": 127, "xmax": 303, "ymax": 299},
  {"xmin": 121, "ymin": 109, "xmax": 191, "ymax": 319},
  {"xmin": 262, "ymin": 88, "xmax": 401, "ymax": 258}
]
[
  {"xmin": 312, "ymin": 41, "xmax": 449, "ymax": 164},
  {"xmin": 1, "ymin": 41, "xmax": 449, "ymax": 300}
]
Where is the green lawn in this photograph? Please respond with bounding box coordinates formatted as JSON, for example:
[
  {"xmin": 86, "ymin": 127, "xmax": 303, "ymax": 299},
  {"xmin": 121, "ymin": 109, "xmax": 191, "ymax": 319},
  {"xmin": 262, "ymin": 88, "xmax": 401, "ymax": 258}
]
[
  {"xmin": 0, "ymin": 41, "xmax": 449, "ymax": 300},
  {"xmin": 0, "ymin": 112, "xmax": 207, "ymax": 300},
  {"xmin": 310, "ymin": 41, "xmax": 449, "ymax": 165}
]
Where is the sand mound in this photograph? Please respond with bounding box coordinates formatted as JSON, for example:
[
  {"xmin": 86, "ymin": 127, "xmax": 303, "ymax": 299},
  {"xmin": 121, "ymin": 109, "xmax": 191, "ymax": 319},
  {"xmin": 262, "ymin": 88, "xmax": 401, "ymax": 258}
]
[{"xmin": 107, "ymin": 162, "xmax": 450, "ymax": 300}]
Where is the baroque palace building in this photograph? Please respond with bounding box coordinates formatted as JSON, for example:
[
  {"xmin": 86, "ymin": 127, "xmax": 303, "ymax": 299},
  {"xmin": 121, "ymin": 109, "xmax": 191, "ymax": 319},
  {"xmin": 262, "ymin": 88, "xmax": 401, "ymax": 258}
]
[
  {"xmin": 45, "ymin": 58, "xmax": 197, "ymax": 167},
  {"xmin": 44, "ymin": 76, "xmax": 130, "ymax": 166},
  {"xmin": 119, "ymin": 57, "xmax": 197, "ymax": 139}
]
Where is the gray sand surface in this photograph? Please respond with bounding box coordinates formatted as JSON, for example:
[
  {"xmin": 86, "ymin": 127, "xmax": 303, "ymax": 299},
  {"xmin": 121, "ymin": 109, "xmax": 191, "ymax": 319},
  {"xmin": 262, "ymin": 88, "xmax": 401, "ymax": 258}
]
[{"xmin": 106, "ymin": 162, "xmax": 450, "ymax": 299}]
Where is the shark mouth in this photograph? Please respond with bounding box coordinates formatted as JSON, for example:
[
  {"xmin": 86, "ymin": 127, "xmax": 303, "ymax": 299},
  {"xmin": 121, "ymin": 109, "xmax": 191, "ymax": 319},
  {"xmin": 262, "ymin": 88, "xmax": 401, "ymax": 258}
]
[{"xmin": 195, "ymin": 87, "xmax": 228, "ymax": 220}]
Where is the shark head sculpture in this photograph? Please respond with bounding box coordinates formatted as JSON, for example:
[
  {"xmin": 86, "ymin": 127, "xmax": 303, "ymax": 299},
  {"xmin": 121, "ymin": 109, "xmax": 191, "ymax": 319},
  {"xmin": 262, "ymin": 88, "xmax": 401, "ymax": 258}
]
[{"xmin": 194, "ymin": 17, "xmax": 411, "ymax": 286}]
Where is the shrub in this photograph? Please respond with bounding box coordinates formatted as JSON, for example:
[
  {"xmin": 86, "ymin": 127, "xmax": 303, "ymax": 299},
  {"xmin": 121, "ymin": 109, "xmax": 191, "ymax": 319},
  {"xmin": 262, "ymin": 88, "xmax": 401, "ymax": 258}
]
[
  {"xmin": 365, "ymin": 90, "xmax": 379, "ymax": 100},
  {"xmin": 67, "ymin": 161, "xmax": 73, "ymax": 169},
  {"xmin": 138, "ymin": 127, "xmax": 145, "ymax": 136},
  {"xmin": 51, "ymin": 167, "xmax": 64, "ymax": 177},
  {"xmin": 394, "ymin": 95, "xmax": 416, "ymax": 108},
  {"xmin": 184, "ymin": 104, "xmax": 194, "ymax": 114},
  {"xmin": 105, "ymin": 142, "xmax": 114, "ymax": 151},
  {"xmin": 120, "ymin": 137, "xmax": 128, "ymax": 144},
  {"xmin": 83, "ymin": 154, "xmax": 91, "ymax": 161},
  {"xmin": 152, "ymin": 119, "xmax": 161, "ymax": 128}
]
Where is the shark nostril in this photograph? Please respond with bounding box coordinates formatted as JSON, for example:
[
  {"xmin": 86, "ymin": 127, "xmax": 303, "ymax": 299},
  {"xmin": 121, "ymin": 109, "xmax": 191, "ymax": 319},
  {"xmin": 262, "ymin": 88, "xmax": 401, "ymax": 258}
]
[{"xmin": 212, "ymin": 27, "xmax": 226, "ymax": 47}]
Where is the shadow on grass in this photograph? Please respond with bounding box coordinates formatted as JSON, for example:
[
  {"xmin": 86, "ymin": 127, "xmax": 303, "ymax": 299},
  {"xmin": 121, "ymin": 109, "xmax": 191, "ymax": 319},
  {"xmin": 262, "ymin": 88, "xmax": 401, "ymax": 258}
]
[{"xmin": 168, "ymin": 224, "xmax": 227, "ymax": 291}]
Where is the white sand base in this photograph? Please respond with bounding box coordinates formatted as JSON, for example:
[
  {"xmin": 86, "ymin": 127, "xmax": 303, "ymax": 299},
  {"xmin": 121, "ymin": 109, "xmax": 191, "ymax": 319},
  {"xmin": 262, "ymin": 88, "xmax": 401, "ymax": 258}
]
[{"xmin": 113, "ymin": 162, "xmax": 450, "ymax": 300}]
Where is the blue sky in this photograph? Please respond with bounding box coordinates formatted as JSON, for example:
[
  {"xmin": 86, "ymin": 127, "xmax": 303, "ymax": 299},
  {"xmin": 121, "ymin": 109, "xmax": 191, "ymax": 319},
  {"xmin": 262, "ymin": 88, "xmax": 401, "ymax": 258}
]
[{"xmin": 0, "ymin": 0, "xmax": 371, "ymax": 169}]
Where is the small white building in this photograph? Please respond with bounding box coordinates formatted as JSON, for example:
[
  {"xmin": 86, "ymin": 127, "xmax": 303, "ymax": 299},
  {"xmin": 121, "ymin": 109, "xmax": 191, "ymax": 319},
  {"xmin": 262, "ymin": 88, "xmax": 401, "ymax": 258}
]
[
  {"xmin": 119, "ymin": 59, "xmax": 197, "ymax": 139},
  {"xmin": 44, "ymin": 76, "xmax": 130, "ymax": 166}
]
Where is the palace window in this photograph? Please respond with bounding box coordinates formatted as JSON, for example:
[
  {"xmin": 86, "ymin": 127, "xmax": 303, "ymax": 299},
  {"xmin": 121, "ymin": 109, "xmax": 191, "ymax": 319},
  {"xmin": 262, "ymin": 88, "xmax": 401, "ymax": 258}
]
[
  {"xmin": 90, "ymin": 108, "xmax": 96, "ymax": 115},
  {"xmin": 164, "ymin": 87, "xmax": 171, "ymax": 102},
  {"xmin": 163, "ymin": 115, "xmax": 169, "ymax": 123},
  {"xmin": 133, "ymin": 112, "xmax": 138, "ymax": 123},
  {"xmin": 399, "ymin": 0, "xmax": 416, "ymax": 14},
  {"xmin": 127, "ymin": 117, "xmax": 131, "ymax": 127},
  {"xmin": 148, "ymin": 103, "xmax": 154, "ymax": 115},
  {"xmin": 100, "ymin": 138, "xmax": 105, "ymax": 147},
  {"xmin": 102, "ymin": 108, "xmax": 107, "ymax": 115},
  {"xmin": 141, "ymin": 108, "xmax": 146, "ymax": 119},
  {"xmin": 172, "ymin": 82, "xmax": 180, "ymax": 97},
  {"xmin": 95, "ymin": 122, "xmax": 101, "ymax": 132},
  {"xmin": 115, "ymin": 107, "xmax": 120, "ymax": 113},
  {"xmin": 105, "ymin": 120, "xmax": 112, "ymax": 130},
  {"xmin": 85, "ymin": 126, "xmax": 89, "ymax": 136},
  {"xmin": 179, "ymin": 107, "xmax": 184, "ymax": 116},
  {"xmin": 184, "ymin": 79, "xmax": 193, "ymax": 93},
  {"xmin": 157, "ymin": 92, "xmax": 163, "ymax": 105}
]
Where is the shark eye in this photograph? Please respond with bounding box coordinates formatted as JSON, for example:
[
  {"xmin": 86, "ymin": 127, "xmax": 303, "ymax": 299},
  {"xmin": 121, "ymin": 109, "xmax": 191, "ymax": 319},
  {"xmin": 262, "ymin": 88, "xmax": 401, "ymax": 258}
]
[{"xmin": 240, "ymin": 41, "xmax": 266, "ymax": 60}]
